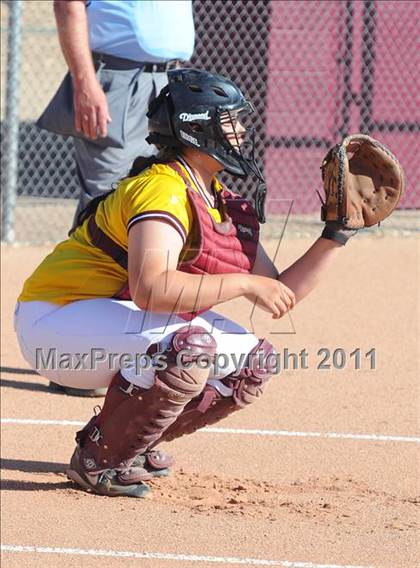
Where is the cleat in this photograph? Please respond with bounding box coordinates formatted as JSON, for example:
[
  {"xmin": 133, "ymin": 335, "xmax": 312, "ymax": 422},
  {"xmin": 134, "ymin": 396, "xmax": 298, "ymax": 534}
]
[{"xmin": 66, "ymin": 446, "xmax": 150, "ymax": 498}]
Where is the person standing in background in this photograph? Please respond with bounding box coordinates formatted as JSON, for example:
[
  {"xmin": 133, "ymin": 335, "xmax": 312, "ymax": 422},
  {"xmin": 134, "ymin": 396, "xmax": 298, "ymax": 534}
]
[
  {"xmin": 37, "ymin": 0, "xmax": 195, "ymax": 396},
  {"xmin": 39, "ymin": 0, "xmax": 195, "ymax": 228}
]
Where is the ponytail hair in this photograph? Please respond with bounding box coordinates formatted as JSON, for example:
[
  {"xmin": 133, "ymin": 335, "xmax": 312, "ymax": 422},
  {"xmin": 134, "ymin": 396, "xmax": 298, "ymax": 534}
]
[{"xmin": 69, "ymin": 146, "xmax": 181, "ymax": 235}]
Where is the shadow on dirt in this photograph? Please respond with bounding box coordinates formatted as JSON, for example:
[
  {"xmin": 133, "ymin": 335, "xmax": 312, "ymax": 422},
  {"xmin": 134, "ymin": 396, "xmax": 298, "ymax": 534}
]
[
  {"xmin": 0, "ymin": 377, "xmax": 50, "ymax": 393},
  {"xmin": 1, "ymin": 458, "xmax": 67, "ymax": 474},
  {"xmin": 0, "ymin": 366, "xmax": 39, "ymax": 375},
  {"xmin": 0, "ymin": 479, "xmax": 71, "ymax": 492},
  {"xmin": 0, "ymin": 459, "xmax": 73, "ymax": 492}
]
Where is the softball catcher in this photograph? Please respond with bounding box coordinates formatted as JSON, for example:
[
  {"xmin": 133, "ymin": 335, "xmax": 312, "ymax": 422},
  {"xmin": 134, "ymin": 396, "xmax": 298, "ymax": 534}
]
[{"xmin": 15, "ymin": 69, "xmax": 404, "ymax": 497}]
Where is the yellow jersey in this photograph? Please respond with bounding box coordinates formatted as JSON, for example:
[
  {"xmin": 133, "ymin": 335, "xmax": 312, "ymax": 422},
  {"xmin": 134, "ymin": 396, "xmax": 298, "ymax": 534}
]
[{"xmin": 18, "ymin": 161, "xmax": 223, "ymax": 305}]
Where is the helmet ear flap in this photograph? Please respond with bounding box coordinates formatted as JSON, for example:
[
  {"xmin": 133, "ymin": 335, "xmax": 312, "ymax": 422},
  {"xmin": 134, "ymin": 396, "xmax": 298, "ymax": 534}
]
[{"xmin": 190, "ymin": 123, "xmax": 204, "ymax": 133}]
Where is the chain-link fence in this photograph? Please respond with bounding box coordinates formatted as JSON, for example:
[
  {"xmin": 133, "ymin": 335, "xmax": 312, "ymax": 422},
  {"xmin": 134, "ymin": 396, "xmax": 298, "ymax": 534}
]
[{"xmin": 1, "ymin": 0, "xmax": 419, "ymax": 243}]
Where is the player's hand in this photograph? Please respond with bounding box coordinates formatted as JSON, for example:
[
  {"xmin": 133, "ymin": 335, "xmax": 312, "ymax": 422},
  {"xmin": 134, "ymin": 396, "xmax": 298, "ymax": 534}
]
[
  {"xmin": 244, "ymin": 275, "xmax": 296, "ymax": 319},
  {"xmin": 73, "ymin": 76, "xmax": 112, "ymax": 139}
]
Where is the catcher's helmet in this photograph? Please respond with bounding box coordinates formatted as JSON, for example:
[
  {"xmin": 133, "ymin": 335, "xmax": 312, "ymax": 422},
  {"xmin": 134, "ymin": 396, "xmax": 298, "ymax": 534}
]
[{"xmin": 146, "ymin": 68, "xmax": 263, "ymax": 181}]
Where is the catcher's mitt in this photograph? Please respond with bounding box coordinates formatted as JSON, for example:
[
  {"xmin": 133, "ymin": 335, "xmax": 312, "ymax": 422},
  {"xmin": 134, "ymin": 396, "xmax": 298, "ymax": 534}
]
[{"xmin": 320, "ymin": 134, "xmax": 405, "ymax": 229}]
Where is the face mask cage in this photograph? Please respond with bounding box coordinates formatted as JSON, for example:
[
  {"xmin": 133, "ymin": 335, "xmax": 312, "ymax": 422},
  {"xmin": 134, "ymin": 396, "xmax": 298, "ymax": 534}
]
[
  {"xmin": 219, "ymin": 103, "xmax": 253, "ymax": 150},
  {"xmin": 216, "ymin": 102, "xmax": 268, "ymax": 223},
  {"xmin": 217, "ymin": 102, "xmax": 264, "ymax": 182}
]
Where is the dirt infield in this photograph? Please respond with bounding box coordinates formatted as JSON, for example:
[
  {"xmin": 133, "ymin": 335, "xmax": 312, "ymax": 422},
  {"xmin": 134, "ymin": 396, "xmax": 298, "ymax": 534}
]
[{"xmin": 1, "ymin": 235, "xmax": 419, "ymax": 568}]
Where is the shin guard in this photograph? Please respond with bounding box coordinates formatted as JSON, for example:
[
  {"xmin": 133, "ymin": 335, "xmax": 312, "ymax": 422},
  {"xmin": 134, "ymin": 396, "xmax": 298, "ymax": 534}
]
[
  {"xmin": 152, "ymin": 338, "xmax": 277, "ymax": 445},
  {"xmin": 77, "ymin": 326, "xmax": 217, "ymax": 478}
]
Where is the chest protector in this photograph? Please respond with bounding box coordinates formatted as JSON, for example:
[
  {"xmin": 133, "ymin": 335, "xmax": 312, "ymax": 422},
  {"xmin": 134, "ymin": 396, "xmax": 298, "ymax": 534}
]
[
  {"xmin": 171, "ymin": 162, "xmax": 259, "ymax": 276},
  {"xmin": 88, "ymin": 161, "xmax": 259, "ymax": 315}
]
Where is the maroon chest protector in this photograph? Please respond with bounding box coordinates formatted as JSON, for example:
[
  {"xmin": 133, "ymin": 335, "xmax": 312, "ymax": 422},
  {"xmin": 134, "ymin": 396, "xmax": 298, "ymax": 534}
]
[
  {"xmin": 171, "ymin": 162, "xmax": 259, "ymax": 277},
  {"xmin": 170, "ymin": 162, "xmax": 259, "ymax": 318},
  {"xmin": 89, "ymin": 162, "xmax": 260, "ymax": 316}
]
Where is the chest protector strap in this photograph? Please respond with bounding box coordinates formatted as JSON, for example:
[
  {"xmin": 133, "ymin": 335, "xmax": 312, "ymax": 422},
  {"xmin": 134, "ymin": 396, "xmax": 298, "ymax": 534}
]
[{"xmin": 88, "ymin": 216, "xmax": 128, "ymax": 271}]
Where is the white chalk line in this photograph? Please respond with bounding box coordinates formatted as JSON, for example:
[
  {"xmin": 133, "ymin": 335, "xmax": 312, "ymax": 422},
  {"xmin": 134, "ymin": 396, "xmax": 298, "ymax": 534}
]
[
  {"xmin": 1, "ymin": 417, "xmax": 419, "ymax": 443},
  {"xmin": 0, "ymin": 544, "xmax": 374, "ymax": 567}
]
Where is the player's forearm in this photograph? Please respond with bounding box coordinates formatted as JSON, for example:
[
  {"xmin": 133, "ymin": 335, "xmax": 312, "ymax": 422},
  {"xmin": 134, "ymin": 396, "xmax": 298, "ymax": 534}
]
[
  {"xmin": 53, "ymin": 0, "xmax": 96, "ymax": 85},
  {"xmin": 134, "ymin": 271, "xmax": 250, "ymax": 313},
  {"xmin": 277, "ymin": 237, "xmax": 342, "ymax": 302}
]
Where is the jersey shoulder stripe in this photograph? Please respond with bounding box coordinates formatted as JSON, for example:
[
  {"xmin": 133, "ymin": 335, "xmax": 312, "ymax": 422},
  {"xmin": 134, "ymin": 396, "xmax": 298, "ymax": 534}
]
[{"xmin": 127, "ymin": 210, "xmax": 187, "ymax": 243}]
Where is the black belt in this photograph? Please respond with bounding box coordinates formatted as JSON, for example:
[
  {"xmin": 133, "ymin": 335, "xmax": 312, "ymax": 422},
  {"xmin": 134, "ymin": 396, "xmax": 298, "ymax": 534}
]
[{"xmin": 92, "ymin": 51, "xmax": 181, "ymax": 72}]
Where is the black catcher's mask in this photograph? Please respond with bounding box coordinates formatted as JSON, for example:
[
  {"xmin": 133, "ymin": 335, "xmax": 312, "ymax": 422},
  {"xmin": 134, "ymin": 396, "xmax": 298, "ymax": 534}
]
[{"xmin": 146, "ymin": 68, "xmax": 267, "ymax": 222}]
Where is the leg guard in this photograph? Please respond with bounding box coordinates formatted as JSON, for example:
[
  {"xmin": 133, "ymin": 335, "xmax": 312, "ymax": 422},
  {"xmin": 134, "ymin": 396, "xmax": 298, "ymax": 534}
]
[
  {"xmin": 74, "ymin": 413, "xmax": 173, "ymax": 479},
  {"xmin": 151, "ymin": 338, "xmax": 277, "ymax": 446},
  {"xmin": 226, "ymin": 338, "xmax": 278, "ymax": 407},
  {"xmin": 75, "ymin": 325, "xmax": 217, "ymax": 481}
]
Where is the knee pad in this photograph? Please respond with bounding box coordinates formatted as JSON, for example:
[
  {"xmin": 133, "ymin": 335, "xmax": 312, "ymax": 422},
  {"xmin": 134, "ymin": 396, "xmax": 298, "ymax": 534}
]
[
  {"xmin": 224, "ymin": 338, "xmax": 277, "ymax": 407},
  {"xmin": 155, "ymin": 325, "xmax": 217, "ymax": 398}
]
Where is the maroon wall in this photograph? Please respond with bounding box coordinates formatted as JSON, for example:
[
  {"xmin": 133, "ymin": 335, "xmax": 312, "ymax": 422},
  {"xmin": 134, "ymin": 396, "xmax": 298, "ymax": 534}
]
[{"xmin": 264, "ymin": 0, "xmax": 419, "ymax": 214}]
